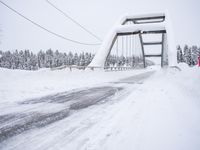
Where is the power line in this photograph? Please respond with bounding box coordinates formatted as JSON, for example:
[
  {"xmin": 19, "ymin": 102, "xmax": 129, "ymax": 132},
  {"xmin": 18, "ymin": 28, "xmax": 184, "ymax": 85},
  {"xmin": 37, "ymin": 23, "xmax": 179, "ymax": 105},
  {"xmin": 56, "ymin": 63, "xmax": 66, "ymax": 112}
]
[
  {"xmin": 0, "ymin": 0, "xmax": 101, "ymax": 46},
  {"xmin": 46, "ymin": 0, "xmax": 102, "ymax": 42}
]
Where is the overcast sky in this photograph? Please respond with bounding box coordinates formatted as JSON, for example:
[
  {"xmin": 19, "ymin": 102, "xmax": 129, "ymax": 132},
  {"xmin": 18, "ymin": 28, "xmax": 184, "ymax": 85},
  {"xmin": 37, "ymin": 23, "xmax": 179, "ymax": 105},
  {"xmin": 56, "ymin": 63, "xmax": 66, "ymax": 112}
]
[{"xmin": 0, "ymin": 0, "xmax": 199, "ymax": 53}]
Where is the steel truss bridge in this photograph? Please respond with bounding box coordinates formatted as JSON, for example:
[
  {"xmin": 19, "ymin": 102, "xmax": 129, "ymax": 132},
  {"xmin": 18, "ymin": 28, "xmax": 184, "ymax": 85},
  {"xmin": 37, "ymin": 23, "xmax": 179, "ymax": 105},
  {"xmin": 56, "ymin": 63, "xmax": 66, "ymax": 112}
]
[{"xmin": 88, "ymin": 12, "xmax": 177, "ymax": 70}]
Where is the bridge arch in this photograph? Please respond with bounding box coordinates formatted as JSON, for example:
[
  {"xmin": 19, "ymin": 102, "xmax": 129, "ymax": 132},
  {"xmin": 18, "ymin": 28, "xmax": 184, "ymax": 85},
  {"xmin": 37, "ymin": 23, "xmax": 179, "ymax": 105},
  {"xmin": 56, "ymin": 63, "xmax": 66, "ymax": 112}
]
[{"xmin": 89, "ymin": 12, "xmax": 177, "ymax": 68}]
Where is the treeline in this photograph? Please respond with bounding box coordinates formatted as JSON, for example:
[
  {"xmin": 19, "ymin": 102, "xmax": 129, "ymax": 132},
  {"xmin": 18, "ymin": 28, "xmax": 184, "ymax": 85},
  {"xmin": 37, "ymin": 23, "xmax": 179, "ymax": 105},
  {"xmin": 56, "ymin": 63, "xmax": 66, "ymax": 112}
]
[
  {"xmin": 0, "ymin": 49, "xmax": 94, "ymax": 70},
  {"xmin": 177, "ymin": 45, "xmax": 200, "ymax": 66},
  {"xmin": 0, "ymin": 45, "xmax": 199, "ymax": 70}
]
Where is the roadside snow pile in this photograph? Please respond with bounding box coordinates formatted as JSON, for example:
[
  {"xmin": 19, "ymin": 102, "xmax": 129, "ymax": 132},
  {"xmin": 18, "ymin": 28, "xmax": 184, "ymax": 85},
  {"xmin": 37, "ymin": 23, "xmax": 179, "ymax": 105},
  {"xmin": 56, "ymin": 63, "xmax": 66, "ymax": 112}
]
[
  {"xmin": 0, "ymin": 68, "xmax": 150, "ymax": 103},
  {"xmin": 95, "ymin": 63, "xmax": 200, "ymax": 150}
]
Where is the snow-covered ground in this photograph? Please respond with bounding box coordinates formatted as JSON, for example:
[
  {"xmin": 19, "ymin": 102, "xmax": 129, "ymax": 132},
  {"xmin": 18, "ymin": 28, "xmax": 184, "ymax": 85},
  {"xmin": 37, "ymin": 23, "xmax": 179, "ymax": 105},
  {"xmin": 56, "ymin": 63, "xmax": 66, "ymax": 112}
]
[
  {"xmin": 0, "ymin": 64, "xmax": 200, "ymax": 150},
  {"xmin": 96, "ymin": 64, "xmax": 200, "ymax": 150}
]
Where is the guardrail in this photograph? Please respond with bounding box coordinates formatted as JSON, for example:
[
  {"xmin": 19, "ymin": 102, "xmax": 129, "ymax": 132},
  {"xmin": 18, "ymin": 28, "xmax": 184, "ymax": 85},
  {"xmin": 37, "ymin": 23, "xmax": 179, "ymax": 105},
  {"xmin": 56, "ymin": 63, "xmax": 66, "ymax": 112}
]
[
  {"xmin": 50, "ymin": 65, "xmax": 101, "ymax": 71},
  {"xmin": 50, "ymin": 65, "xmax": 144, "ymax": 71}
]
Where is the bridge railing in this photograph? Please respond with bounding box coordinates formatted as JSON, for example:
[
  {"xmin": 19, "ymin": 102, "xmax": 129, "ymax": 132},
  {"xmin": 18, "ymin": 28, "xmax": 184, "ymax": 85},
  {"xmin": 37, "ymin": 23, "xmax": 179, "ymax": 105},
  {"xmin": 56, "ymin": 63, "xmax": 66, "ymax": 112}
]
[
  {"xmin": 50, "ymin": 65, "xmax": 100, "ymax": 71},
  {"xmin": 50, "ymin": 64, "xmax": 147, "ymax": 71}
]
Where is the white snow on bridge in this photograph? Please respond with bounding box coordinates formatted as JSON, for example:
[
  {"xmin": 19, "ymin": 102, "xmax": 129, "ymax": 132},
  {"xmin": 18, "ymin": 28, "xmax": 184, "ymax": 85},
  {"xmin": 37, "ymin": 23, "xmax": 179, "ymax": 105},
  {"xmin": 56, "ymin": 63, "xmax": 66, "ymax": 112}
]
[{"xmin": 89, "ymin": 12, "xmax": 177, "ymax": 68}]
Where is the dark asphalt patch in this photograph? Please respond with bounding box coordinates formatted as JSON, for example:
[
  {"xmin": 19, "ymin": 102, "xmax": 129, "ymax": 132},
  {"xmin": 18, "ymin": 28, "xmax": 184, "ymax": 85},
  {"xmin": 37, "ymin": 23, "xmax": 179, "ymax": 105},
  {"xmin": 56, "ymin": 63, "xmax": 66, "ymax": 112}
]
[{"xmin": 0, "ymin": 86, "xmax": 122, "ymax": 143}]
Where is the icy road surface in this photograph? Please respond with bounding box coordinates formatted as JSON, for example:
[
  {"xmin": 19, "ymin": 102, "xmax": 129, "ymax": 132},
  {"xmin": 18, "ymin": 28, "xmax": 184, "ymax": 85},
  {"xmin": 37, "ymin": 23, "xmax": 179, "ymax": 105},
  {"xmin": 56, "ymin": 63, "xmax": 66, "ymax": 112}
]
[{"xmin": 0, "ymin": 71, "xmax": 155, "ymax": 150}]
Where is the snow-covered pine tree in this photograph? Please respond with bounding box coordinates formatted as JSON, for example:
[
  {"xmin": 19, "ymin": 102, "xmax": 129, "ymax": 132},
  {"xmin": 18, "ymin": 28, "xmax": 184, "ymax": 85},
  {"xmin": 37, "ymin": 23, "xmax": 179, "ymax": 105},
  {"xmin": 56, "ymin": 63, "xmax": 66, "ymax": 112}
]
[
  {"xmin": 62, "ymin": 52, "xmax": 68, "ymax": 65},
  {"xmin": 84, "ymin": 52, "xmax": 90, "ymax": 66},
  {"xmin": 53, "ymin": 50, "xmax": 60, "ymax": 67},
  {"xmin": 4, "ymin": 51, "xmax": 12, "ymax": 69},
  {"xmin": 187, "ymin": 48, "xmax": 192, "ymax": 66},
  {"xmin": 37, "ymin": 50, "xmax": 45, "ymax": 68},
  {"xmin": 191, "ymin": 45, "xmax": 199, "ymax": 65},
  {"xmin": 177, "ymin": 45, "xmax": 184, "ymax": 63},
  {"xmin": 0, "ymin": 49, "xmax": 95, "ymax": 70},
  {"xmin": 25, "ymin": 50, "xmax": 32, "ymax": 70},
  {"xmin": 30, "ymin": 52, "xmax": 38, "ymax": 70},
  {"xmin": 45, "ymin": 49, "xmax": 54, "ymax": 68},
  {"xmin": 183, "ymin": 45, "xmax": 189, "ymax": 64},
  {"xmin": 18, "ymin": 50, "xmax": 24, "ymax": 69},
  {"xmin": 12, "ymin": 50, "xmax": 19, "ymax": 69},
  {"xmin": 73, "ymin": 53, "xmax": 79, "ymax": 66},
  {"xmin": 67, "ymin": 51, "xmax": 74, "ymax": 65},
  {"xmin": 0, "ymin": 50, "xmax": 2, "ymax": 67},
  {"xmin": 79, "ymin": 52, "xmax": 85, "ymax": 66}
]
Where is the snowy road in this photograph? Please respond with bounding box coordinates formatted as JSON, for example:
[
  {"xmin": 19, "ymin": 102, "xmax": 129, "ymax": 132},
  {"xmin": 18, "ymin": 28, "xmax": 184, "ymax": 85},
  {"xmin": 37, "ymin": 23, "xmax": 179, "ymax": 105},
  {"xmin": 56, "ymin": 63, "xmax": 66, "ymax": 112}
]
[{"xmin": 0, "ymin": 71, "xmax": 155, "ymax": 149}]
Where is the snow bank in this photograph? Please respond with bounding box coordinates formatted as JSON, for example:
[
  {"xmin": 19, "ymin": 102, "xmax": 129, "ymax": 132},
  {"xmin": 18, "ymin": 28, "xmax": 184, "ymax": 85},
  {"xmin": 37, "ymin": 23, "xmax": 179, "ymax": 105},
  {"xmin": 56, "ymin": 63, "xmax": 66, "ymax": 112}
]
[{"xmin": 89, "ymin": 64, "xmax": 200, "ymax": 150}]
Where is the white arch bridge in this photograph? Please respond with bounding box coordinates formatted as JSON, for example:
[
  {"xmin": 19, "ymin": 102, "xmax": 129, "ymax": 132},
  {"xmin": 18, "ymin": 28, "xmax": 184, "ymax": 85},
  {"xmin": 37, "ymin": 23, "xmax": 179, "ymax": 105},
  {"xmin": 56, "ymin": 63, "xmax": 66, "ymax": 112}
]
[{"xmin": 88, "ymin": 12, "xmax": 177, "ymax": 70}]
